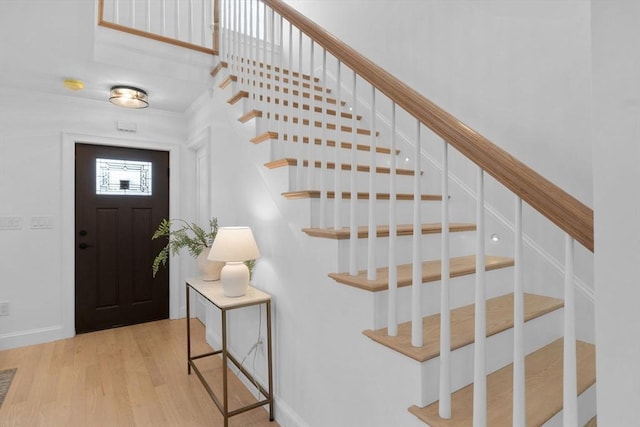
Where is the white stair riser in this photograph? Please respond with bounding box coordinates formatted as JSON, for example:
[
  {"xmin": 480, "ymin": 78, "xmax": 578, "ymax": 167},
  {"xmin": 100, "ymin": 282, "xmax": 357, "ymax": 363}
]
[
  {"xmin": 276, "ymin": 164, "xmax": 422, "ymax": 194},
  {"xmin": 372, "ymin": 266, "xmax": 515, "ymax": 328},
  {"xmin": 333, "ymin": 231, "xmax": 477, "ymax": 272},
  {"xmin": 542, "ymin": 383, "xmax": 596, "ymax": 427},
  {"xmin": 306, "ymin": 197, "xmax": 443, "ymax": 228},
  {"xmin": 417, "ymin": 308, "xmax": 564, "ymax": 407}
]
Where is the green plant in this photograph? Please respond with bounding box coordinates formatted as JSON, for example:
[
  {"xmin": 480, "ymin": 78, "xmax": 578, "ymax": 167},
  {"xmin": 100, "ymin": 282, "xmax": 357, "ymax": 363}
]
[{"xmin": 152, "ymin": 217, "xmax": 219, "ymax": 277}]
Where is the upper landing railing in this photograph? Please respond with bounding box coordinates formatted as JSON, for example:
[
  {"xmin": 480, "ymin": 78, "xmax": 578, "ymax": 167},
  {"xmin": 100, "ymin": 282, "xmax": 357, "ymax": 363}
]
[{"xmin": 98, "ymin": 0, "xmax": 220, "ymax": 55}]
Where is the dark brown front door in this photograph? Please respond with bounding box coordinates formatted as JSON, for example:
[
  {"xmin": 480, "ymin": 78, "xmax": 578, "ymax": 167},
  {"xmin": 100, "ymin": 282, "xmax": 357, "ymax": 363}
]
[{"xmin": 75, "ymin": 143, "xmax": 169, "ymax": 333}]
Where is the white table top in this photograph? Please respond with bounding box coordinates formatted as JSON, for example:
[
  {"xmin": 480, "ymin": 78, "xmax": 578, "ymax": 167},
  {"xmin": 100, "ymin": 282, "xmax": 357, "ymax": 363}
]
[{"xmin": 186, "ymin": 278, "xmax": 271, "ymax": 309}]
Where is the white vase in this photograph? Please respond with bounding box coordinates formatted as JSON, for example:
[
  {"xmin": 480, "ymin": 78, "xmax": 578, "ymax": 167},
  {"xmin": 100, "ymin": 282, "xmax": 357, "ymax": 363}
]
[{"xmin": 196, "ymin": 248, "xmax": 224, "ymax": 281}]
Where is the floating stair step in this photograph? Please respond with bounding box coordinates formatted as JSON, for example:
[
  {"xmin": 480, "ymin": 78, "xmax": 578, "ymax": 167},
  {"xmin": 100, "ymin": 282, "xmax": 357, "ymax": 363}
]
[
  {"xmin": 251, "ymin": 132, "xmax": 399, "ymax": 155},
  {"xmin": 408, "ymin": 338, "xmax": 596, "ymax": 426},
  {"xmin": 227, "ymin": 90, "xmax": 249, "ymax": 105},
  {"xmin": 363, "ymin": 293, "xmax": 563, "ymax": 362},
  {"xmin": 219, "ymin": 74, "xmax": 237, "ymax": 89},
  {"xmin": 238, "ymin": 109, "xmax": 262, "ymax": 123},
  {"xmin": 329, "ymin": 255, "xmax": 514, "ymax": 292},
  {"xmin": 302, "ymin": 223, "xmax": 476, "ymax": 240},
  {"xmin": 265, "ymin": 158, "xmax": 418, "ymax": 176},
  {"xmin": 283, "ymin": 190, "xmax": 441, "ymax": 202},
  {"xmin": 210, "ymin": 61, "xmax": 226, "ymax": 77}
]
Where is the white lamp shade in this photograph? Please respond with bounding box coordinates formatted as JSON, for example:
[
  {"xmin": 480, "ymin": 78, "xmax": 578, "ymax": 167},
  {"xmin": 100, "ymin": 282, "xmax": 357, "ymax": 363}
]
[{"xmin": 208, "ymin": 226, "xmax": 260, "ymax": 262}]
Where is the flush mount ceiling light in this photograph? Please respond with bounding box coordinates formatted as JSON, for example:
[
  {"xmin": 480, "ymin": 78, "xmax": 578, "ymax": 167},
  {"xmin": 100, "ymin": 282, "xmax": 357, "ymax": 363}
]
[{"xmin": 109, "ymin": 85, "xmax": 149, "ymax": 109}]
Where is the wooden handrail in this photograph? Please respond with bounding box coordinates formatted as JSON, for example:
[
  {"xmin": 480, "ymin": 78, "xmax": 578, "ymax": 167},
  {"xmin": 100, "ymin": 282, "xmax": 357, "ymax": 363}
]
[{"xmin": 263, "ymin": 0, "xmax": 593, "ymax": 252}]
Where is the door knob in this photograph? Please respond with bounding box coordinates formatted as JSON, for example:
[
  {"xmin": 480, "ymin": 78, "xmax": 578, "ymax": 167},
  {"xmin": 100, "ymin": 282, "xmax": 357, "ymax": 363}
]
[
  {"xmin": 78, "ymin": 243, "xmax": 94, "ymax": 249},
  {"xmin": 79, "ymin": 230, "xmax": 88, "ymax": 236}
]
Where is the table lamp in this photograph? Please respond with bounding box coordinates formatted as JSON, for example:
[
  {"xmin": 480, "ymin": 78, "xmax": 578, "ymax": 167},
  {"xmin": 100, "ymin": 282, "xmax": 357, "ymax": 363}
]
[{"xmin": 208, "ymin": 226, "xmax": 260, "ymax": 297}]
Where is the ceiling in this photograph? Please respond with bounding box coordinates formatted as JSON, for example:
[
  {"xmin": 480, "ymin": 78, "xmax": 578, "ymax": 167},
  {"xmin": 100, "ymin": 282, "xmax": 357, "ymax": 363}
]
[{"xmin": 0, "ymin": 0, "xmax": 215, "ymax": 113}]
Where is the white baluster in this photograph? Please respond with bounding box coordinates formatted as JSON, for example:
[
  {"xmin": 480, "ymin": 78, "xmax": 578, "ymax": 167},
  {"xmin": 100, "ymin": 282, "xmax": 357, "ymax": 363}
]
[
  {"xmin": 131, "ymin": 0, "xmax": 135, "ymax": 28},
  {"xmin": 319, "ymin": 48, "xmax": 328, "ymax": 228},
  {"xmin": 114, "ymin": 0, "xmax": 119, "ymax": 24},
  {"xmin": 387, "ymin": 102, "xmax": 398, "ymax": 337},
  {"xmin": 563, "ymin": 234, "xmax": 578, "ymax": 427},
  {"xmin": 188, "ymin": 0, "xmax": 193, "ymax": 43},
  {"xmin": 175, "ymin": 0, "xmax": 180, "ymax": 44},
  {"xmin": 411, "ymin": 121, "xmax": 422, "ymax": 347},
  {"xmin": 439, "ymin": 141, "xmax": 451, "ymax": 419},
  {"xmin": 268, "ymin": 9, "xmax": 275, "ymax": 132},
  {"xmin": 513, "ymin": 196, "xmax": 526, "ymax": 427},
  {"xmin": 333, "ymin": 60, "xmax": 342, "ymax": 230},
  {"xmin": 261, "ymin": 1, "xmax": 267, "ymax": 115},
  {"xmin": 473, "ymin": 168, "xmax": 487, "ymax": 426},
  {"xmin": 146, "ymin": 0, "xmax": 151, "ymax": 32},
  {"xmin": 298, "ymin": 31, "xmax": 304, "ymax": 190},
  {"xmin": 348, "ymin": 71, "xmax": 358, "ymax": 276},
  {"xmin": 307, "ymin": 40, "xmax": 315, "ymax": 190},
  {"xmin": 243, "ymin": 0, "xmax": 249, "ymax": 107},
  {"xmin": 295, "ymin": 29, "xmax": 303, "ymax": 190},
  {"xmin": 201, "ymin": 0, "xmax": 205, "ymax": 47},
  {"xmin": 161, "ymin": 0, "xmax": 166, "ymax": 36},
  {"xmin": 248, "ymin": 0, "xmax": 254, "ymax": 110},
  {"xmin": 367, "ymin": 87, "xmax": 377, "ymax": 280}
]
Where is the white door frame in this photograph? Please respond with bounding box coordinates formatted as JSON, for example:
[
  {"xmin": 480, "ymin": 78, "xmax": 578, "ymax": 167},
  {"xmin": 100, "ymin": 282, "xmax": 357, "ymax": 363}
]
[{"xmin": 61, "ymin": 131, "xmax": 182, "ymax": 339}]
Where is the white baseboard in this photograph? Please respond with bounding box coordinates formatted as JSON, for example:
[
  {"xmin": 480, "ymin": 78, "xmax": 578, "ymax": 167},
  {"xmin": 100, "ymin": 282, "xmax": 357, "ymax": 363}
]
[{"xmin": 0, "ymin": 325, "xmax": 71, "ymax": 351}]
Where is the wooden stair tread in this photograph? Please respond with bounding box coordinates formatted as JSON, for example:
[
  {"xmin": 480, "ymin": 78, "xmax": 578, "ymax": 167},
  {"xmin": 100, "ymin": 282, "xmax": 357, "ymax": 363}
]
[
  {"xmin": 227, "ymin": 90, "xmax": 248, "ymax": 105},
  {"xmin": 409, "ymin": 338, "xmax": 596, "ymax": 427},
  {"xmin": 283, "ymin": 190, "xmax": 442, "ymax": 201},
  {"xmin": 363, "ymin": 293, "xmax": 563, "ymax": 362},
  {"xmin": 210, "ymin": 61, "xmax": 225, "ymax": 77},
  {"xmin": 265, "ymin": 158, "xmax": 419, "ymax": 176},
  {"xmin": 302, "ymin": 223, "xmax": 476, "ymax": 240},
  {"xmin": 252, "ymin": 132, "xmax": 399, "ymax": 155},
  {"xmin": 329, "ymin": 255, "xmax": 514, "ymax": 292}
]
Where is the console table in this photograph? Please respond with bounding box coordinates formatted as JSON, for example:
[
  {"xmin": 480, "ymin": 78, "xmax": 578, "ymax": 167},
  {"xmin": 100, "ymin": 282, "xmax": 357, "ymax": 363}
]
[{"xmin": 185, "ymin": 278, "xmax": 274, "ymax": 426}]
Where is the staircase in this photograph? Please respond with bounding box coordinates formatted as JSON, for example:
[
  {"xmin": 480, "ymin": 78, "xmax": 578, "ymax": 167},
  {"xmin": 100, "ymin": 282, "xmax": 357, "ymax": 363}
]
[
  {"xmin": 211, "ymin": 52, "xmax": 596, "ymax": 424},
  {"xmin": 98, "ymin": 0, "xmax": 596, "ymax": 425}
]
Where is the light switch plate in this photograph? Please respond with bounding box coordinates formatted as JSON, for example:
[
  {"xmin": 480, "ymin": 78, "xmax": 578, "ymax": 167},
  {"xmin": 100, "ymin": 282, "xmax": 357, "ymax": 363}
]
[
  {"xmin": 0, "ymin": 216, "xmax": 23, "ymax": 230},
  {"xmin": 31, "ymin": 216, "xmax": 53, "ymax": 229}
]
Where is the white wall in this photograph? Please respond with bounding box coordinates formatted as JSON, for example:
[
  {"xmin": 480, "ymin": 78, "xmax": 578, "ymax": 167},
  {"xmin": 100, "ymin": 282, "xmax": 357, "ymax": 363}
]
[
  {"xmin": 0, "ymin": 88, "xmax": 188, "ymax": 349},
  {"xmin": 592, "ymin": 1, "xmax": 640, "ymax": 425}
]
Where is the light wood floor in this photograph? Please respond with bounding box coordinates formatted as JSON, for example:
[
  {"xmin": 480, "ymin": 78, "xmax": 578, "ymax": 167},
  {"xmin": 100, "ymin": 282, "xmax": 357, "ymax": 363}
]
[{"xmin": 0, "ymin": 319, "xmax": 279, "ymax": 427}]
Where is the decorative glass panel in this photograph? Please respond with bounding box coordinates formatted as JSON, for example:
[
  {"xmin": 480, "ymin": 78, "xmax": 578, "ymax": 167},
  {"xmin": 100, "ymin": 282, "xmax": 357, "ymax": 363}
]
[{"xmin": 96, "ymin": 158, "xmax": 152, "ymax": 196}]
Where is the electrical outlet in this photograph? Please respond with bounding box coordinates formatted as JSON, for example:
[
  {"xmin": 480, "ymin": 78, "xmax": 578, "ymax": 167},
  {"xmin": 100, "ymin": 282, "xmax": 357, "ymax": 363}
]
[{"xmin": 0, "ymin": 302, "xmax": 9, "ymax": 316}]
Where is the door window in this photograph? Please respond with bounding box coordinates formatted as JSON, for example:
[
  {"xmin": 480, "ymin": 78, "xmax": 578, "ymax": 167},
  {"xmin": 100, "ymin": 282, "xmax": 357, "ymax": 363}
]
[{"xmin": 96, "ymin": 158, "xmax": 153, "ymax": 196}]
